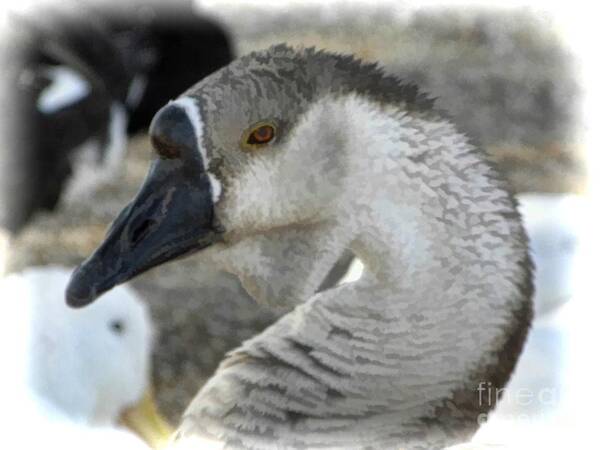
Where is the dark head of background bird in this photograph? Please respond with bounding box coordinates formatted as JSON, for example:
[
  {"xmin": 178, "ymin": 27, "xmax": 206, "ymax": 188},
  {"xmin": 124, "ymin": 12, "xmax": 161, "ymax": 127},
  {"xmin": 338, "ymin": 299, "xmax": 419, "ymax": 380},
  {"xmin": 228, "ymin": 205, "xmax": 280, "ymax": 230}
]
[{"xmin": 0, "ymin": 0, "xmax": 232, "ymax": 235}]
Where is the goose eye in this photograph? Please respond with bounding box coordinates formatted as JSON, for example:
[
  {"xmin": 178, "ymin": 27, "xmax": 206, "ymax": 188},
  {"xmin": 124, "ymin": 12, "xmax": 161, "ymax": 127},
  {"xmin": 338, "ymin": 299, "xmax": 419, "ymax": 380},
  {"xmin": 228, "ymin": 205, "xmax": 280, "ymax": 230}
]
[
  {"xmin": 109, "ymin": 319, "xmax": 125, "ymax": 335},
  {"xmin": 242, "ymin": 122, "xmax": 276, "ymax": 150},
  {"xmin": 249, "ymin": 125, "xmax": 274, "ymax": 144}
]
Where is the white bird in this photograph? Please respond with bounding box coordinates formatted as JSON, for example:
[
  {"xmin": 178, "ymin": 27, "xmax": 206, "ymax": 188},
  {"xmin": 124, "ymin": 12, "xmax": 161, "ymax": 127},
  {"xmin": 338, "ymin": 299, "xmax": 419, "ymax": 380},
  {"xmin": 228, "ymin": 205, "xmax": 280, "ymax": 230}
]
[
  {"xmin": 67, "ymin": 45, "xmax": 533, "ymax": 449},
  {"xmin": 516, "ymin": 193, "xmax": 584, "ymax": 316},
  {"xmin": 0, "ymin": 266, "xmax": 172, "ymax": 448}
]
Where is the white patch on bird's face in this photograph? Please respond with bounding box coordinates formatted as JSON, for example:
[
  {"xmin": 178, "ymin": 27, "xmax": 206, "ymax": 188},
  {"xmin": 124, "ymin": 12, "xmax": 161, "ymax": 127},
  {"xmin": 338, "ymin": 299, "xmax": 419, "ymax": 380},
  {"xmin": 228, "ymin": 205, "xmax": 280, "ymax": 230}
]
[
  {"xmin": 37, "ymin": 66, "xmax": 91, "ymax": 114},
  {"xmin": 171, "ymin": 97, "xmax": 224, "ymax": 203},
  {"xmin": 62, "ymin": 103, "xmax": 128, "ymax": 206},
  {"xmin": 170, "ymin": 97, "xmax": 208, "ymax": 163}
]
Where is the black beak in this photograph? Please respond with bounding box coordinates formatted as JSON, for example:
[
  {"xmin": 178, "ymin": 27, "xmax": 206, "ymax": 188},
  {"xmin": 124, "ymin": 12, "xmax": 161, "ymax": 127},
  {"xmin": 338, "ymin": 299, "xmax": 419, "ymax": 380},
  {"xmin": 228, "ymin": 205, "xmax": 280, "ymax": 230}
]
[{"xmin": 66, "ymin": 102, "xmax": 221, "ymax": 307}]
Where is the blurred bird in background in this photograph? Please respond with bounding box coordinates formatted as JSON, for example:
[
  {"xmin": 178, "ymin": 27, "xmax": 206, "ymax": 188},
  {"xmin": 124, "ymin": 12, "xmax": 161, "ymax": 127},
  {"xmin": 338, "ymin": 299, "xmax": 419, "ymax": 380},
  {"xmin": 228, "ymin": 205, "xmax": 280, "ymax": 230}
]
[
  {"xmin": 0, "ymin": 0, "xmax": 232, "ymax": 235},
  {"xmin": 0, "ymin": 266, "xmax": 172, "ymax": 449}
]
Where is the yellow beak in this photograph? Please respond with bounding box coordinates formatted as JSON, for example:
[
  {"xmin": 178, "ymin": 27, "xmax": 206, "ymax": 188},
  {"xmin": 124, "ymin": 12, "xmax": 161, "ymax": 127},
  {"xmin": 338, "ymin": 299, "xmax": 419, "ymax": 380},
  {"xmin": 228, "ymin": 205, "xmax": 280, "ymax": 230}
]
[{"xmin": 120, "ymin": 388, "xmax": 174, "ymax": 449}]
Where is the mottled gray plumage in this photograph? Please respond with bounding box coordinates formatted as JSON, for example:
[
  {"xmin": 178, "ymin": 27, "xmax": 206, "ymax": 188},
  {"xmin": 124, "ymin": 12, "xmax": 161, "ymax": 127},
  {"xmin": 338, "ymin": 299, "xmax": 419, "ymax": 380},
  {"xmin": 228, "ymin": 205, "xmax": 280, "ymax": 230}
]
[
  {"xmin": 215, "ymin": 5, "xmax": 582, "ymax": 193},
  {"xmin": 156, "ymin": 45, "xmax": 533, "ymax": 449}
]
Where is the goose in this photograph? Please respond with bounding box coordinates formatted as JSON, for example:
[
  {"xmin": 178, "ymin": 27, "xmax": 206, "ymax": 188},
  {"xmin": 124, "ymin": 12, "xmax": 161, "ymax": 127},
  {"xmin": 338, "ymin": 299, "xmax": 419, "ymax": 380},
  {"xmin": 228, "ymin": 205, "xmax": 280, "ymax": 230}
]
[
  {"xmin": 0, "ymin": 266, "xmax": 172, "ymax": 448},
  {"xmin": 0, "ymin": 0, "xmax": 232, "ymax": 235},
  {"xmin": 65, "ymin": 44, "xmax": 534, "ymax": 449}
]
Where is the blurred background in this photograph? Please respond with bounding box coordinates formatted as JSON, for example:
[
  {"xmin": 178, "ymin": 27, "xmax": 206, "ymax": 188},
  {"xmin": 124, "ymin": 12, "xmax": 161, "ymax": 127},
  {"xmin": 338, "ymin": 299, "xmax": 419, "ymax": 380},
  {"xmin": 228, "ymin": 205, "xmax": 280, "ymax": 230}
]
[{"xmin": 0, "ymin": 0, "xmax": 597, "ymax": 448}]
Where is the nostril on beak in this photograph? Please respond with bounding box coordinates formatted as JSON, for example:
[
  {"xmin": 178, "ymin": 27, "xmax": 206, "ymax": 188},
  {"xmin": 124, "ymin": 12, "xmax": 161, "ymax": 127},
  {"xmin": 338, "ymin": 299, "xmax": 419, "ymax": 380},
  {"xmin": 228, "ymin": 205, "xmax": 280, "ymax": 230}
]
[{"xmin": 130, "ymin": 218, "xmax": 157, "ymax": 247}]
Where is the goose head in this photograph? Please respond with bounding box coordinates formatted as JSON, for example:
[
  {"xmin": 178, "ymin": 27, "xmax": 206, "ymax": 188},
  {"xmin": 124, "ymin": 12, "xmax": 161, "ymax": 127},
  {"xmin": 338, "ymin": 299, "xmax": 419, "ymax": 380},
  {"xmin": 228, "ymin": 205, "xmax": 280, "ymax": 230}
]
[
  {"xmin": 1, "ymin": 267, "xmax": 171, "ymax": 447},
  {"xmin": 66, "ymin": 44, "xmax": 435, "ymax": 306}
]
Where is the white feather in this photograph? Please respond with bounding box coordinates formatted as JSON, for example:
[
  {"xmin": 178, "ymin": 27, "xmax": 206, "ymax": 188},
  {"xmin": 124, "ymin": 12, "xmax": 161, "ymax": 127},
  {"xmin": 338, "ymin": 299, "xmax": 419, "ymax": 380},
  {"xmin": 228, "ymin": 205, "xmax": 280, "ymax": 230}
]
[
  {"xmin": 171, "ymin": 97, "xmax": 208, "ymax": 164},
  {"xmin": 37, "ymin": 66, "xmax": 91, "ymax": 114}
]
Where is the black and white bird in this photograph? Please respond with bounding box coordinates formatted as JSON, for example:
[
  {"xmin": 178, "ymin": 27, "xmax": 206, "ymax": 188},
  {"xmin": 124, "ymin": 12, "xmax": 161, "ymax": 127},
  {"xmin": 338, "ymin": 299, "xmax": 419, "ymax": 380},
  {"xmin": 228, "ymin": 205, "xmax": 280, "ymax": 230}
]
[
  {"xmin": 0, "ymin": 1, "xmax": 232, "ymax": 236},
  {"xmin": 67, "ymin": 45, "xmax": 533, "ymax": 449}
]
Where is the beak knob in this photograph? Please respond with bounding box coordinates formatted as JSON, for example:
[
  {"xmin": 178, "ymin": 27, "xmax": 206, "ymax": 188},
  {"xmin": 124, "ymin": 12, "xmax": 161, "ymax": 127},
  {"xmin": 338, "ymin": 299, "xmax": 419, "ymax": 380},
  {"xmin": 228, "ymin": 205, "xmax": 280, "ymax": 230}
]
[{"xmin": 150, "ymin": 103, "xmax": 199, "ymax": 160}]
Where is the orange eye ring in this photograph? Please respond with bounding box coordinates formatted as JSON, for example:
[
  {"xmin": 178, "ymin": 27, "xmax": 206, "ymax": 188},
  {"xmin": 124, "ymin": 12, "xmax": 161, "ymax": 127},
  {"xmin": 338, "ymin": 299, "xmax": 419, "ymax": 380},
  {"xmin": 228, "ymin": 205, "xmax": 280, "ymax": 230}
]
[
  {"xmin": 248, "ymin": 125, "xmax": 274, "ymax": 144},
  {"xmin": 241, "ymin": 122, "xmax": 277, "ymax": 151}
]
